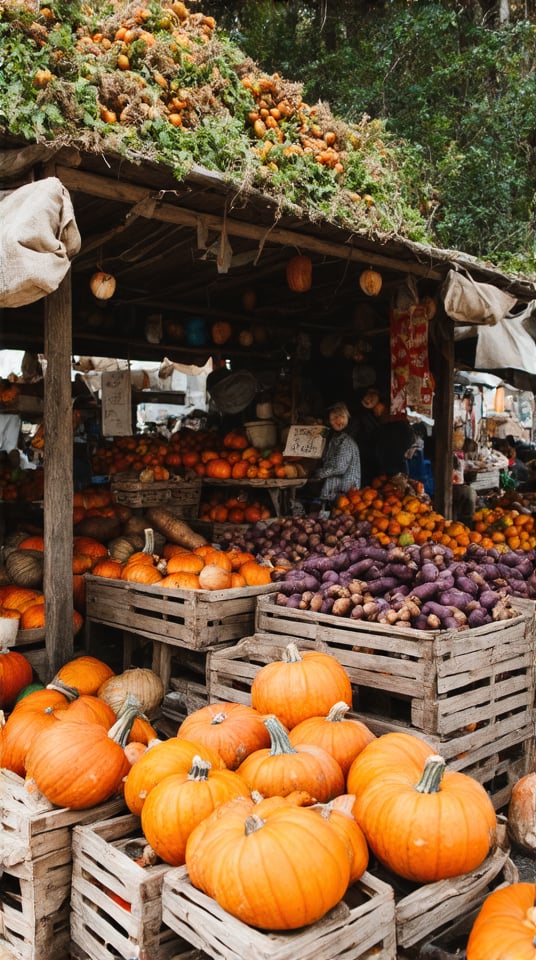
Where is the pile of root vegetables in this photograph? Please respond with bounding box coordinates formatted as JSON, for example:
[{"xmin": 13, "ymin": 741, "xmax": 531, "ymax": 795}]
[{"xmin": 227, "ymin": 518, "xmax": 536, "ymax": 630}]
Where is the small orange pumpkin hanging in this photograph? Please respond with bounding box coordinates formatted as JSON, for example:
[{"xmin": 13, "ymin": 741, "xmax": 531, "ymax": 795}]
[
  {"xmin": 359, "ymin": 268, "xmax": 382, "ymax": 296},
  {"xmin": 211, "ymin": 321, "xmax": 232, "ymax": 345},
  {"xmin": 89, "ymin": 271, "xmax": 116, "ymax": 300},
  {"xmin": 286, "ymin": 254, "xmax": 312, "ymax": 293}
]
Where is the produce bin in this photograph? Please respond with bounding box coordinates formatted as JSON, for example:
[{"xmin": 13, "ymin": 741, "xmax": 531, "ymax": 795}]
[
  {"xmin": 0, "ymin": 769, "xmax": 125, "ymax": 960},
  {"xmin": 111, "ymin": 474, "xmax": 201, "ymax": 515},
  {"xmin": 86, "ymin": 576, "xmax": 278, "ymax": 652},
  {"xmin": 209, "ymin": 599, "xmax": 536, "ymax": 810},
  {"xmin": 70, "ymin": 813, "xmax": 194, "ymax": 960},
  {"xmin": 162, "ymin": 868, "xmax": 396, "ymax": 960}
]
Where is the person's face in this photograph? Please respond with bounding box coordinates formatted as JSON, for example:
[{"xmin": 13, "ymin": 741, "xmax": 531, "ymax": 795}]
[{"xmin": 329, "ymin": 410, "xmax": 347, "ymax": 431}]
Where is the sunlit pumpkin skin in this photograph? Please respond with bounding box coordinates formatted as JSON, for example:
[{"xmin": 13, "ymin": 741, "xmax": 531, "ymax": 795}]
[
  {"xmin": 25, "ymin": 719, "xmax": 131, "ymax": 809},
  {"xmin": 54, "ymin": 694, "xmax": 116, "ymax": 729},
  {"xmin": 186, "ymin": 802, "xmax": 350, "ymax": 930},
  {"xmin": 289, "ymin": 702, "xmax": 375, "ymax": 777},
  {"xmin": 352, "ymin": 749, "xmax": 496, "ymax": 883},
  {"xmin": 312, "ymin": 794, "xmax": 369, "ymax": 883},
  {"xmin": 123, "ymin": 736, "xmax": 225, "ymax": 816},
  {"xmin": 250, "ymin": 643, "xmax": 353, "ymax": 729},
  {"xmin": 0, "ymin": 701, "xmax": 59, "ymax": 775},
  {"xmin": 0, "ymin": 648, "xmax": 33, "ymax": 709},
  {"xmin": 178, "ymin": 702, "xmax": 271, "ymax": 770},
  {"xmin": 237, "ymin": 715, "xmax": 345, "ymax": 802},
  {"xmin": 239, "ymin": 561, "xmax": 272, "ymax": 586},
  {"xmin": 466, "ymin": 883, "xmax": 536, "ymax": 960},
  {"xmin": 97, "ymin": 667, "xmax": 164, "ymax": 719},
  {"xmin": 141, "ymin": 757, "xmax": 250, "ymax": 865},
  {"xmin": 347, "ymin": 730, "xmax": 433, "ymax": 799},
  {"xmin": 52, "ymin": 655, "xmax": 115, "ymax": 696}
]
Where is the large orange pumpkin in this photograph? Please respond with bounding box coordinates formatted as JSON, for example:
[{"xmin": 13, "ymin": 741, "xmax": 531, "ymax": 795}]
[
  {"xmin": 123, "ymin": 736, "xmax": 225, "ymax": 816},
  {"xmin": 250, "ymin": 643, "xmax": 353, "ymax": 729},
  {"xmin": 289, "ymin": 701, "xmax": 375, "ymax": 777},
  {"xmin": 0, "ymin": 648, "xmax": 33, "ymax": 710}
]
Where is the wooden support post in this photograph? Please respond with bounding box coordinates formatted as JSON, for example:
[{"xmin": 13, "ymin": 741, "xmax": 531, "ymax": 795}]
[
  {"xmin": 44, "ymin": 272, "xmax": 74, "ymax": 676},
  {"xmin": 430, "ymin": 311, "xmax": 454, "ymax": 519}
]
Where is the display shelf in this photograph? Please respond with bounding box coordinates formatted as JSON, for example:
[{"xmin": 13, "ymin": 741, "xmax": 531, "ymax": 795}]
[{"xmin": 202, "ymin": 478, "xmax": 307, "ymax": 516}]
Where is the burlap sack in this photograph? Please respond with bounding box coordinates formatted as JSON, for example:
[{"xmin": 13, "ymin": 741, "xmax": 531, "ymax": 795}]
[
  {"xmin": 441, "ymin": 268, "xmax": 517, "ymax": 326},
  {"xmin": 0, "ymin": 177, "xmax": 81, "ymax": 307}
]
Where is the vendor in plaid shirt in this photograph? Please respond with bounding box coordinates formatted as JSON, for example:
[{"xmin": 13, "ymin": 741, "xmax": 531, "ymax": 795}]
[{"xmin": 314, "ymin": 402, "xmax": 361, "ymax": 507}]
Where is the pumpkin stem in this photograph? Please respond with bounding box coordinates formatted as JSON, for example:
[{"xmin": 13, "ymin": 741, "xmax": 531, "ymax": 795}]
[
  {"xmin": 264, "ymin": 715, "xmax": 297, "ymax": 756},
  {"xmin": 142, "ymin": 528, "xmax": 155, "ymax": 555},
  {"xmin": 282, "ymin": 642, "xmax": 303, "ymax": 663},
  {"xmin": 251, "ymin": 790, "xmax": 265, "ymax": 803},
  {"xmin": 245, "ymin": 813, "xmax": 265, "ymax": 836},
  {"xmin": 46, "ymin": 679, "xmax": 79, "ymax": 701},
  {"xmin": 415, "ymin": 754, "xmax": 446, "ymax": 794},
  {"xmin": 108, "ymin": 693, "xmax": 139, "ymax": 747},
  {"xmin": 211, "ymin": 712, "xmax": 227, "ymax": 725},
  {"xmin": 188, "ymin": 756, "xmax": 211, "ymax": 780},
  {"xmin": 325, "ymin": 702, "xmax": 351, "ymax": 722},
  {"xmin": 115, "ymin": 692, "xmax": 147, "ymax": 722}
]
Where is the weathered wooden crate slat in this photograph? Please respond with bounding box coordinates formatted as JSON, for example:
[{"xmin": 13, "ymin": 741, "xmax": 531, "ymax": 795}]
[
  {"xmin": 0, "ymin": 772, "xmax": 125, "ymax": 960},
  {"xmin": 86, "ymin": 576, "xmax": 278, "ymax": 651},
  {"xmin": 255, "ymin": 595, "xmax": 535, "ymax": 737},
  {"xmin": 162, "ymin": 868, "xmax": 396, "ymax": 960},
  {"xmin": 1, "ymin": 769, "xmax": 126, "ymax": 867},
  {"xmin": 388, "ymin": 824, "xmax": 515, "ymax": 949},
  {"xmin": 111, "ymin": 475, "xmax": 201, "ymax": 513},
  {"xmin": 207, "ymin": 633, "xmax": 534, "ymax": 809},
  {"xmin": 70, "ymin": 813, "xmax": 193, "ymax": 960}
]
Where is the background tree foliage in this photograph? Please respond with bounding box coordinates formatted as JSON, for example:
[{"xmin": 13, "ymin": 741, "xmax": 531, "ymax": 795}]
[{"xmin": 198, "ymin": 0, "xmax": 536, "ymax": 276}]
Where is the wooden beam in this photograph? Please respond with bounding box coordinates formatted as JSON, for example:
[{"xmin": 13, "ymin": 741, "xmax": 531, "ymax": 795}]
[
  {"xmin": 57, "ymin": 166, "xmax": 444, "ymax": 281},
  {"xmin": 44, "ymin": 272, "xmax": 74, "ymax": 676},
  {"xmin": 430, "ymin": 311, "xmax": 455, "ymax": 519}
]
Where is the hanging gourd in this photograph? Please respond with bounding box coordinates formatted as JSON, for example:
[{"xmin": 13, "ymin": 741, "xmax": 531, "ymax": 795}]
[
  {"xmin": 211, "ymin": 321, "xmax": 232, "ymax": 346},
  {"xmin": 89, "ymin": 271, "xmax": 116, "ymax": 300},
  {"xmin": 286, "ymin": 254, "xmax": 312, "ymax": 293},
  {"xmin": 359, "ymin": 268, "xmax": 382, "ymax": 296},
  {"xmin": 238, "ymin": 328, "xmax": 254, "ymax": 347}
]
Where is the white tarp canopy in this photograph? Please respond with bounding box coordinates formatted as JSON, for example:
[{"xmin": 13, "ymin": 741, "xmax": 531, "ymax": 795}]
[
  {"xmin": 0, "ymin": 177, "xmax": 80, "ymax": 308},
  {"xmin": 475, "ymin": 301, "xmax": 536, "ymax": 374}
]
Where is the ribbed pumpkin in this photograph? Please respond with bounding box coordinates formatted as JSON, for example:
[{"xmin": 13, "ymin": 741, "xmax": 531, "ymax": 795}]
[
  {"xmin": 237, "ymin": 715, "xmax": 345, "ymax": 802},
  {"xmin": 178, "ymin": 702, "xmax": 271, "ymax": 770},
  {"xmin": 141, "ymin": 756, "xmax": 250, "ymax": 865},
  {"xmin": 185, "ymin": 801, "xmax": 350, "ymax": 930},
  {"xmin": 91, "ymin": 558, "xmax": 123, "ymax": 579},
  {"xmin": 123, "ymin": 736, "xmax": 225, "ymax": 815},
  {"xmin": 1, "ymin": 686, "xmax": 76, "ymax": 775},
  {"xmin": 0, "ymin": 646, "xmax": 33, "ymax": 710},
  {"xmin": 250, "ymin": 642, "xmax": 353, "ymax": 729},
  {"xmin": 108, "ymin": 535, "xmax": 144, "ymax": 563},
  {"xmin": 25, "ymin": 711, "xmax": 133, "ymax": 809},
  {"xmin": 51, "ymin": 655, "xmax": 115, "ymax": 696},
  {"xmin": 350, "ymin": 736, "xmax": 496, "ymax": 883},
  {"xmin": 466, "ymin": 883, "xmax": 536, "ymax": 960},
  {"xmin": 166, "ymin": 552, "xmax": 205, "ymax": 575},
  {"xmin": 289, "ymin": 701, "xmax": 375, "ymax": 776},
  {"xmin": 286, "ymin": 254, "xmax": 313, "ymax": 293},
  {"xmin": 507, "ymin": 773, "xmax": 536, "ymax": 852}
]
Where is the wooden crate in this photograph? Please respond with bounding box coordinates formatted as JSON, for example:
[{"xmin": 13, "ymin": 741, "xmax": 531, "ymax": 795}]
[
  {"xmin": 70, "ymin": 943, "xmax": 206, "ymax": 960},
  {"xmin": 255, "ymin": 594, "xmax": 535, "ymax": 738},
  {"xmin": 111, "ymin": 474, "xmax": 201, "ymax": 513},
  {"xmin": 207, "ymin": 629, "xmax": 534, "ymax": 809},
  {"xmin": 70, "ymin": 813, "xmax": 193, "ymax": 960},
  {"xmin": 85, "ymin": 576, "xmax": 278, "ymax": 651},
  {"xmin": 390, "ymin": 823, "xmax": 515, "ymax": 950},
  {"xmin": 0, "ymin": 770, "xmax": 125, "ymax": 960},
  {"xmin": 162, "ymin": 868, "xmax": 396, "ymax": 960},
  {"xmin": 397, "ymin": 850, "xmax": 519, "ymax": 958}
]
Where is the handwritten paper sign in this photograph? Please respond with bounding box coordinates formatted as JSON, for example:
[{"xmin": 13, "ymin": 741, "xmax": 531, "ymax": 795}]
[
  {"xmin": 101, "ymin": 370, "xmax": 132, "ymax": 437},
  {"xmin": 283, "ymin": 425, "xmax": 327, "ymax": 459}
]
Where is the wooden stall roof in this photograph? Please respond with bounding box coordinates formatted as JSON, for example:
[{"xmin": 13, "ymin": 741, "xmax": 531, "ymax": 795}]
[{"xmin": 2, "ymin": 138, "xmax": 536, "ymax": 364}]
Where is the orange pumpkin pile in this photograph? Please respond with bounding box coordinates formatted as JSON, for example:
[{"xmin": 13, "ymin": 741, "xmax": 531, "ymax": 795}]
[{"xmin": 199, "ymin": 493, "xmax": 272, "ymax": 525}]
